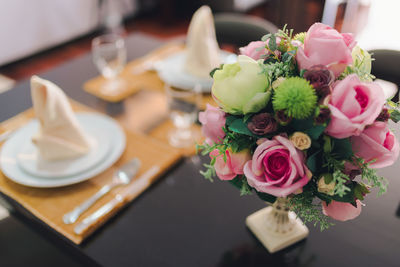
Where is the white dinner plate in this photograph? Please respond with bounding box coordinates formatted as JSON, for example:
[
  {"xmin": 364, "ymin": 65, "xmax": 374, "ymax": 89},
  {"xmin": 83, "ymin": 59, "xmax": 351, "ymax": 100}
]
[
  {"xmin": 0, "ymin": 112, "xmax": 126, "ymax": 188},
  {"xmin": 17, "ymin": 119, "xmax": 111, "ymax": 178},
  {"xmin": 155, "ymin": 50, "xmax": 237, "ymax": 92}
]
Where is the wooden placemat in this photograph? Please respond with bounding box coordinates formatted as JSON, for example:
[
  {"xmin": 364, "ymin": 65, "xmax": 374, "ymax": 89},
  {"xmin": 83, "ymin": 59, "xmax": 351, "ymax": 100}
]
[
  {"xmin": 83, "ymin": 41, "xmax": 216, "ymax": 109},
  {"xmin": 83, "ymin": 42, "xmax": 184, "ymax": 102},
  {"xmin": 0, "ymin": 102, "xmax": 182, "ymax": 244}
]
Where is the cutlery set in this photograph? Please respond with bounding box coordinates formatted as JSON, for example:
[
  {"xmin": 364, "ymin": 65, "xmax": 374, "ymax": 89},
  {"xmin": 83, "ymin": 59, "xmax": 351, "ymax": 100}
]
[{"xmin": 59, "ymin": 157, "xmax": 159, "ymax": 235}]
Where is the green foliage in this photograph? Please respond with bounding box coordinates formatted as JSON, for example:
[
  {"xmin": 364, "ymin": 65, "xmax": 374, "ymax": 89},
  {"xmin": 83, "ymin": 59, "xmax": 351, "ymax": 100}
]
[
  {"xmin": 306, "ymin": 150, "xmax": 321, "ymax": 173},
  {"xmin": 354, "ymin": 183, "xmax": 370, "ymax": 201},
  {"xmin": 200, "ymin": 164, "xmax": 216, "ymax": 182},
  {"xmin": 228, "ymin": 117, "xmax": 255, "ymax": 137},
  {"xmin": 289, "ymin": 190, "xmax": 334, "ymax": 231},
  {"xmin": 259, "ymin": 61, "xmax": 295, "ymax": 82},
  {"xmin": 390, "ymin": 109, "xmax": 400, "ymax": 123},
  {"xmin": 273, "ymin": 77, "xmax": 317, "ymax": 119},
  {"xmin": 291, "ymin": 118, "xmax": 326, "ymax": 140},
  {"xmin": 355, "ymin": 158, "xmax": 388, "ymax": 196},
  {"xmin": 229, "ymin": 176, "xmax": 253, "ymax": 196},
  {"xmin": 331, "ymin": 138, "xmax": 353, "ymax": 160},
  {"xmin": 324, "ymin": 156, "xmax": 351, "ymax": 198}
]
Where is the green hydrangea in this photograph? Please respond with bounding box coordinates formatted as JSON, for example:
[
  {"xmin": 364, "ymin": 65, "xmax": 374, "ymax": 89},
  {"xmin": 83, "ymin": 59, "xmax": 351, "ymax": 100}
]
[{"xmin": 272, "ymin": 77, "xmax": 317, "ymax": 119}]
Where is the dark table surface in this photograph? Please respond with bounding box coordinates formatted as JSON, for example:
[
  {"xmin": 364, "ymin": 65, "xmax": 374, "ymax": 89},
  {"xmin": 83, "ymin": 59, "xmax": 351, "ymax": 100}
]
[{"xmin": 0, "ymin": 33, "xmax": 400, "ymax": 267}]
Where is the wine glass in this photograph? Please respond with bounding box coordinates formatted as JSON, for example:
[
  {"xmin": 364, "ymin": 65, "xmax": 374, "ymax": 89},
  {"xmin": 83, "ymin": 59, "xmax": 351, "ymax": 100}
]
[
  {"xmin": 165, "ymin": 84, "xmax": 202, "ymax": 148},
  {"xmin": 92, "ymin": 33, "xmax": 127, "ymax": 94}
]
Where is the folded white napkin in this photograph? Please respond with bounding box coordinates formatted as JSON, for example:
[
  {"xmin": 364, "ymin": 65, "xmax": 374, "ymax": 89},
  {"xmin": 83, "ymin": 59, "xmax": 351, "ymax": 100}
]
[
  {"xmin": 31, "ymin": 76, "xmax": 92, "ymax": 161},
  {"xmin": 184, "ymin": 5, "xmax": 221, "ymax": 78}
]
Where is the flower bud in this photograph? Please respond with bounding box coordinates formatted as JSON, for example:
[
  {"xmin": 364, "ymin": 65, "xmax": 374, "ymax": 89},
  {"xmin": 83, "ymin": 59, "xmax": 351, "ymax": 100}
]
[{"xmin": 289, "ymin": 132, "xmax": 311, "ymax": 150}]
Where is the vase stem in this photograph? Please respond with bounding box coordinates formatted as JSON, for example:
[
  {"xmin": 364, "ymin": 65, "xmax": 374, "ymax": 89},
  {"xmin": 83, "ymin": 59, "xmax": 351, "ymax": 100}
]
[{"xmin": 265, "ymin": 197, "xmax": 295, "ymax": 234}]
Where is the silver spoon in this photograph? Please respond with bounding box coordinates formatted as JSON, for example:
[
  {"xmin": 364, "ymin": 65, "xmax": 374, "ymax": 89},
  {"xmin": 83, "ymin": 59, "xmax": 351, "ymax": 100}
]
[{"xmin": 63, "ymin": 158, "xmax": 141, "ymax": 224}]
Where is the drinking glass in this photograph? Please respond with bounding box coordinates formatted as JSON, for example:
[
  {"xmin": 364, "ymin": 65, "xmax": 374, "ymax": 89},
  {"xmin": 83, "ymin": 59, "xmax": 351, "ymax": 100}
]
[
  {"xmin": 92, "ymin": 33, "xmax": 127, "ymax": 94},
  {"xmin": 165, "ymin": 84, "xmax": 202, "ymax": 148}
]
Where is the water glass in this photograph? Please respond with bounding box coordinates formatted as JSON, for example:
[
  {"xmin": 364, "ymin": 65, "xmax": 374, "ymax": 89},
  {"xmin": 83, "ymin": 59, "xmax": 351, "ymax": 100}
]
[
  {"xmin": 92, "ymin": 34, "xmax": 127, "ymax": 94},
  {"xmin": 165, "ymin": 84, "xmax": 202, "ymax": 148}
]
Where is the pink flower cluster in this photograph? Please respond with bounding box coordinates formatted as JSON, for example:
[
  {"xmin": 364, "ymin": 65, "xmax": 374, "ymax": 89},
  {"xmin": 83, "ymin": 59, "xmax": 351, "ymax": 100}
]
[{"xmin": 199, "ymin": 22, "xmax": 400, "ymax": 223}]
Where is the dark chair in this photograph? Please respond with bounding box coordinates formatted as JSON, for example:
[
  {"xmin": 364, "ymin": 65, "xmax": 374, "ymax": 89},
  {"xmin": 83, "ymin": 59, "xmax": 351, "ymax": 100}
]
[
  {"xmin": 214, "ymin": 13, "xmax": 278, "ymax": 48},
  {"xmin": 369, "ymin": 49, "xmax": 400, "ymax": 101}
]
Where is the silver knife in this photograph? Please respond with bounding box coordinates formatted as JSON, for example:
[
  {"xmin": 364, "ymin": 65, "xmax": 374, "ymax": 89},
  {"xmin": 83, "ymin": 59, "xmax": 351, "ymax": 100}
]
[{"xmin": 74, "ymin": 165, "xmax": 160, "ymax": 235}]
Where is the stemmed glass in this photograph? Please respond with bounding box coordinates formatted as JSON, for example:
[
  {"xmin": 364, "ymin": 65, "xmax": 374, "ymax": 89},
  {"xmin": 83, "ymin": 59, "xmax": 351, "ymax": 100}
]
[
  {"xmin": 92, "ymin": 33, "xmax": 127, "ymax": 94},
  {"xmin": 165, "ymin": 84, "xmax": 202, "ymax": 148}
]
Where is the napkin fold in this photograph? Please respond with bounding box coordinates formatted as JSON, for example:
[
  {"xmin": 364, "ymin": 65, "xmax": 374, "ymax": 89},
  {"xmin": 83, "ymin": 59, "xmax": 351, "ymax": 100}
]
[
  {"xmin": 31, "ymin": 76, "xmax": 92, "ymax": 161},
  {"xmin": 184, "ymin": 5, "xmax": 221, "ymax": 78}
]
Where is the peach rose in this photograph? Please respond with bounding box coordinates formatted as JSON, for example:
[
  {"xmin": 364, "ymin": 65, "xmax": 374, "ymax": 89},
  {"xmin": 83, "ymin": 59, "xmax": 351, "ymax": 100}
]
[{"xmin": 210, "ymin": 149, "xmax": 251, "ymax": 181}]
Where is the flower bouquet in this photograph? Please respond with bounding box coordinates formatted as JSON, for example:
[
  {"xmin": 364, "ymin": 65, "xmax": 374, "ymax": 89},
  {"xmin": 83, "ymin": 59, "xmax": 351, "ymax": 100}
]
[{"xmin": 197, "ymin": 23, "xmax": 400, "ymax": 252}]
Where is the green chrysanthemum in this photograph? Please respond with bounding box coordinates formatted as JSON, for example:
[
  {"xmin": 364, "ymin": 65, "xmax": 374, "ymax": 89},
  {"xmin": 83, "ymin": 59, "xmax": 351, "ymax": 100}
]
[
  {"xmin": 294, "ymin": 32, "xmax": 306, "ymax": 43},
  {"xmin": 272, "ymin": 77, "xmax": 317, "ymax": 119}
]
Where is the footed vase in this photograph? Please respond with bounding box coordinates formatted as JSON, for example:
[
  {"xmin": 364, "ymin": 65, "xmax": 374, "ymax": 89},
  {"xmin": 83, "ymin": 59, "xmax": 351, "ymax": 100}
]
[{"xmin": 246, "ymin": 197, "xmax": 309, "ymax": 253}]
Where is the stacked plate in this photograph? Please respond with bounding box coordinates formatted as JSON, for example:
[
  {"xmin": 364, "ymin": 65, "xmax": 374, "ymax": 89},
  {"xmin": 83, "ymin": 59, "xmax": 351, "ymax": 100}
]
[
  {"xmin": 155, "ymin": 50, "xmax": 237, "ymax": 92},
  {"xmin": 0, "ymin": 113, "xmax": 125, "ymax": 188}
]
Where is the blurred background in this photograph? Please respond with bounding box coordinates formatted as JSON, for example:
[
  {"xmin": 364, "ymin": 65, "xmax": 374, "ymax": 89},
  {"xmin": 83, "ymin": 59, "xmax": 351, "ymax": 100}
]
[{"xmin": 0, "ymin": 0, "xmax": 399, "ymax": 85}]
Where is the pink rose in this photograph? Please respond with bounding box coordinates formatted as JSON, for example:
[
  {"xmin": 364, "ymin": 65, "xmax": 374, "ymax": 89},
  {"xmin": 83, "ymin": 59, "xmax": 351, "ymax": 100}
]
[
  {"xmin": 239, "ymin": 41, "xmax": 267, "ymax": 60},
  {"xmin": 199, "ymin": 104, "xmax": 226, "ymax": 145},
  {"xmin": 322, "ymin": 200, "xmax": 362, "ymax": 221},
  {"xmin": 351, "ymin": 121, "xmax": 400, "ymax": 168},
  {"xmin": 325, "ymin": 74, "xmax": 385, "ymax": 138},
  {"xmin": 243, "ymin": 135, "xmax": 311, "ymax": 197},
  {"xmin": 210, "ymin": 149, "xmax": 251, "ymax": 181},
  {"xmin": 296, "ymin": 23, "xmax": 355, "ymax": 76}
]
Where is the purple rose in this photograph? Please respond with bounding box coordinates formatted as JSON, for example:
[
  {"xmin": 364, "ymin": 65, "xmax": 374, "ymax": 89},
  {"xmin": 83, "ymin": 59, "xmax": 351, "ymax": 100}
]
[
  {"xmin": 303, "ymin": 65, "xmax": 334, "ymax": 97},
  {"xmin": 247, "ymin": 113, "xmax": 278, "ymax": 135}
]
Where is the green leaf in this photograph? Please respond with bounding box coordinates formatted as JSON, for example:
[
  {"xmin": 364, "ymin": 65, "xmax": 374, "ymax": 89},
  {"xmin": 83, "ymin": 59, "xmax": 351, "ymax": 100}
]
[
  {"xmin": 390, "ymin": 109, "xmax": 400, "ymax": 123},
  {"xmin": 332, "ymin": 138, "xmax": 353, "ymax": 159},
  {"xmin": 354, "ymin": 183, "xmax": 366, "ymax": 200},
  {"xmin": 243, "ymin": 113, "xmax": 253, "ymax": 123},
  {"xmin": 229, "ymin": 176, "xmax": 253, "ymax": 196},
  {"xmin": 261, "ymin": 33, "xmax": 271, "ymax": 42},
  {"xmin": 228, "ymin": 118, "xmax": 254, "ymax": 137},
  {"xmin": 306, "ymin": 150, "xmax": 320, "ymax": 173},
  {"xmin": 291, "ymin": 118, "xmax": 326, "ymax": 140},
  {"xmin": 282, "ymin": 50, "xmax": 296, "ymax": 63},
  {"xmin": 332, "ymin": 182, "xmax": 357, "ymax": 203},
  {"xmin": 229, "ymin": 176, "xmax": 242, "ymax": 189},
  {"xmin": 225, "ymin": 115, "xmax": 241, "ymax": 126},
  {"xmin": 268, "ymin": 34, "xmax": 277, "ymax": 51},
  {"xmin": 323, "ymin": 173, "xmax": 333, "ymax": 184},
  {"xmin": 256, "ymin": 191, "xmax": 277, "ymax": 203},
  {"xmin": 209, "ymin": 64, "xmax": 224, "ymax": 78},
  {"xmin": 323, "ymin": 135, "xmax": 332, "ymax": 153}
]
